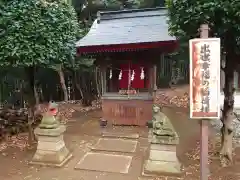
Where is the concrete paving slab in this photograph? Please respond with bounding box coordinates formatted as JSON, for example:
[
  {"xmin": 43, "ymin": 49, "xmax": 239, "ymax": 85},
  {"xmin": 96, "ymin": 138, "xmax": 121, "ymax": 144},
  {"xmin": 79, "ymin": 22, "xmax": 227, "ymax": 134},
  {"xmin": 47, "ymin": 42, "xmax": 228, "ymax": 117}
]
[
  {"xmin": 92, "ymin": 138, "xmax": 138, "ymax": 153},
  {"xmin": 75, "ymin": 152, "xmax": 132, "ymax": 174}
]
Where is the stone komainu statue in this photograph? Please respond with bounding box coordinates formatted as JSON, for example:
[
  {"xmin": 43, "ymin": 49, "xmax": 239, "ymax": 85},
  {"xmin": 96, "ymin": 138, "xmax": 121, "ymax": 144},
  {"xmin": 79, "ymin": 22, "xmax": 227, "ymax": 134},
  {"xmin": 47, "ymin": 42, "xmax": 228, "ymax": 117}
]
[
  {"xmin": 39, "ymin": 101, "xmax": 60, "ymax": 129},
  {"xmin": 144, "ymin": 104, "xmax": 181, "ymax": 174},
  {"xmin": 150, "ymin": 104, "xmax": 177, "ymax": 138}
]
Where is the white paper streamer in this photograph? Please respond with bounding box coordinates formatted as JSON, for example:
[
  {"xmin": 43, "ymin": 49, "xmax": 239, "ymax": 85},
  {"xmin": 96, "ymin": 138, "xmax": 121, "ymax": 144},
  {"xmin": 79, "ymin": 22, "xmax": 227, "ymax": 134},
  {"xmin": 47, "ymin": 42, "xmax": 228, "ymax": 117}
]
[
  {"xmin": 140, "ymin": 67, "xmax": 144, "ymax": 80},
  {"xmin": 131, "ymin": 70, "xmax": 135, "ymax": 81},
  {"xmin": 109, "ymin": 69, "xmax": 112, "ymax": 79},
  {"xmin": 118, "ymin": 70, "xmax": 122, "ymax": 80}
]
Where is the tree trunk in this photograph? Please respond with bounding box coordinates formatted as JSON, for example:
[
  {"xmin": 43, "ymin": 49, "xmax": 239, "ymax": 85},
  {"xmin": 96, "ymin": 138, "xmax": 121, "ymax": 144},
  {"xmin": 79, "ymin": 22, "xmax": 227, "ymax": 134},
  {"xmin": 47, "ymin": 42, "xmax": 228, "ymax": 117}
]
[
  {"xmin": 74, "ymin": 71, "xmax": 84, "ymax": 98},
  {"xmin": 95, "ymin": 67, "xmax": 100, "ymax": 98},
  {"xmin": 220, "ymin": 41, "xmax": 235, "ymax": 165},
  {"xmin": 39, "ymin": 87, "xmax": 44, "ymax": 102},
  {"xmin": 57, "ymin": 65, "xmax": 68, "ymax": 101},
  {"xmin": 34, "ymin": 85, "xmax": 40, "ymax": 106},
  {"xmin": 24, "ymin": 66, "xmax": 37, "ymax": 146},
  {"xmin": 81, "ymin": 73, "xmax": 92, "ymax": 106},
  {"xmin": 27, "ymin": 106, "xmax": 36, "ymax": 145}
]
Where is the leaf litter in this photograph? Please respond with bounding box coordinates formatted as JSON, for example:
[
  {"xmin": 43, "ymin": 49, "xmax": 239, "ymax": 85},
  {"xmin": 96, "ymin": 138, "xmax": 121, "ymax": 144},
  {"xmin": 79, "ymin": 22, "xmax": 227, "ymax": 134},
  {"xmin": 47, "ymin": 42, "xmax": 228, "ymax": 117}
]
[
  {"xmin": 0, "ymin": 100, "xmax": 101, "ymax": 152},
  {"xmin": 1, "ymin": 86, "xmax": 240, "ymax": 179}
]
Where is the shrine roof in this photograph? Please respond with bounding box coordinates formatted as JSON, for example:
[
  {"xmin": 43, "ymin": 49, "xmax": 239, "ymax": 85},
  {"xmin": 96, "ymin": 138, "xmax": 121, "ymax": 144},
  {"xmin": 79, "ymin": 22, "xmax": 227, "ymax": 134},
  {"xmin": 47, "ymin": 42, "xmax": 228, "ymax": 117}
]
[{"xmin": 76, "ymin": 8, "xmax": 175, "ymax": 49}]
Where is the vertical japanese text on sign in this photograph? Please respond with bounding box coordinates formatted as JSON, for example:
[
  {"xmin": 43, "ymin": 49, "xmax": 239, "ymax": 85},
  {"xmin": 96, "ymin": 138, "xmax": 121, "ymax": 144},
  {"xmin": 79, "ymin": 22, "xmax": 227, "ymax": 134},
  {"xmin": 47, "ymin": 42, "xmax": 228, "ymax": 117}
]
[{"xmin": 190, "ymin": 38, "xmax": 220, "ymax": 119}]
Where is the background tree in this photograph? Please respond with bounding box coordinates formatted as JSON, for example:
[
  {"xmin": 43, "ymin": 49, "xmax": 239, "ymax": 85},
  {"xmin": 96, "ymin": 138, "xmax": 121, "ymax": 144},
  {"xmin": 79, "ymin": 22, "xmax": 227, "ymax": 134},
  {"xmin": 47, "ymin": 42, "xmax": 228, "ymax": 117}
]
[
  {"xmin": 65, "ymin": 56, "xmax": 97, "ymax": 105},
  {"xmin": 166, "ymin": 0, "xmax": 240, "ymax": 165},
  {"xmin": 72, "ymin": 0, "xmax": 166, "ymax": 23},
  {"xmin": 0, "ymin": 0, "xmax": 79, "ymax": 143}
]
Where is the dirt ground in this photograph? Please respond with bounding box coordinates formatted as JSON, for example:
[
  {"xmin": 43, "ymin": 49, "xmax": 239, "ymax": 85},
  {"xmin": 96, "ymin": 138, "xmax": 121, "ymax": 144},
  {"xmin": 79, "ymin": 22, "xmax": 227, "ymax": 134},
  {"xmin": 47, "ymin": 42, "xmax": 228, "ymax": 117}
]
[
  {"xmin": 0, "ymin": 107, "xmax": 240, "ymax": 180},
  {"xmin": 0, "ymin": 85, "xmax": 239, "ymax": 180}
]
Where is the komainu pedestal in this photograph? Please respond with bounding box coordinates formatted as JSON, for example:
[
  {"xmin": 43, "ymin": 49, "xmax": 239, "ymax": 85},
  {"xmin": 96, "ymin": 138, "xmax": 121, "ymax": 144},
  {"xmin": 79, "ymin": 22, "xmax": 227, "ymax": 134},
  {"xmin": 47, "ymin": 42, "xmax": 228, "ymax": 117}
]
[
  {"xmin": 31, "ymin": 125, "xmax": 72, "ymax": 167},
  {"xmin": 144, "ymin": 134, "xmax": 181, "ymax": 175},
  {"xmin": 144, "ymin": 105, "xmax": 181, "ymax": 176},
  {"xmin": 31, "ymin": 102, "xmax": 72, "ymax": 167}
]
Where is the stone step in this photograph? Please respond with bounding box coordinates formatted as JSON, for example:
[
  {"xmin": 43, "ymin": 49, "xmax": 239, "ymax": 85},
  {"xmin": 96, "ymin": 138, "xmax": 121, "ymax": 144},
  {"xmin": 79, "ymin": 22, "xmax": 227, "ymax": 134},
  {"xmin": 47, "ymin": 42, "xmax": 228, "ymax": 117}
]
[
  {"xmin": 91, "ymin": 138, "xmax": 138, "ymax": 153},
  {"xmin": 101, "ymin": 132, "xmax": 139, "ymax": 139}
]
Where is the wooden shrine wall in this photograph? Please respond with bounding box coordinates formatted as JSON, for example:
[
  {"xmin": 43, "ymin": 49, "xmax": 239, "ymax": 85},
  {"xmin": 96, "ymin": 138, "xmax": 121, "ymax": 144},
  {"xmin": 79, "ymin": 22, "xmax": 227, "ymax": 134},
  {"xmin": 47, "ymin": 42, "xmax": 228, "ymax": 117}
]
[{"xmin": 102, "ymin": 99, "xmax": 152, "ymax": 126}]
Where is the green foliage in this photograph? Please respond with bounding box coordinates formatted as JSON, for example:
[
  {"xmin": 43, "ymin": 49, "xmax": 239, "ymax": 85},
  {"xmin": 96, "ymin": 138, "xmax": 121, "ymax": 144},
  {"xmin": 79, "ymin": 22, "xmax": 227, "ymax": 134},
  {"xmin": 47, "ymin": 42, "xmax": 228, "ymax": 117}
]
[
  {"xmin": 75, "ymin": 56, "xmax": 94, "ymax": 67},
  {"xmin": 74, "ymin": 0, "xmax": 162, "ymax": 19},
  {"xmin": 102, "ymin": 0, "xmax": 164, "ymax": 9},
  {"xmin": 0, "ymin": 0, "xmax": 79, "ymax": 67},
  {"xmin": 166, "ymin": 0, "xmax": 240, "ymax": 52},
  {"xmin": 102, "ymin": 0, "xmax": 122, "ymax": 8}
]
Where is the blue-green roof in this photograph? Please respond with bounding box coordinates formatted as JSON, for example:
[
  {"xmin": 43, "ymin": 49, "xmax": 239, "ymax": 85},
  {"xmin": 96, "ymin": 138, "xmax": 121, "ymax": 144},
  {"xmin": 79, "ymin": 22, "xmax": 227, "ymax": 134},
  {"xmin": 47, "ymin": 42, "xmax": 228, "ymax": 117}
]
[{"xmin": 76, "ymin": 8, "xmax": 175, "ymax": 47}]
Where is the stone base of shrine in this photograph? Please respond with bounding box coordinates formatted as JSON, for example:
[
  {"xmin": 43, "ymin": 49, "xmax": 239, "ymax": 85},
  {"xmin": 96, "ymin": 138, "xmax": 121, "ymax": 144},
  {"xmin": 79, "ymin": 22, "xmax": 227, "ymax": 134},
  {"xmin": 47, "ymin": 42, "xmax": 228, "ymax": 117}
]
[
  {"xmin": 30, "ymin": 125, "xmax": 72, "ymax": 167},
  {"xmin": 144, "ymin": 143, "xmax": 182, "ymax": 176}
]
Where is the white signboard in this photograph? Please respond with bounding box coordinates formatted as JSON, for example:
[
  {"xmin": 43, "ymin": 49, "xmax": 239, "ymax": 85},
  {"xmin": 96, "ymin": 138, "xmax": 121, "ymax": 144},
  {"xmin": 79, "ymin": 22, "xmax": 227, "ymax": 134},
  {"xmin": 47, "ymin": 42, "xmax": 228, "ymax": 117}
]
[{"xmin": 189, "ymin": 38, "xmax": 221, "ymax": 119}]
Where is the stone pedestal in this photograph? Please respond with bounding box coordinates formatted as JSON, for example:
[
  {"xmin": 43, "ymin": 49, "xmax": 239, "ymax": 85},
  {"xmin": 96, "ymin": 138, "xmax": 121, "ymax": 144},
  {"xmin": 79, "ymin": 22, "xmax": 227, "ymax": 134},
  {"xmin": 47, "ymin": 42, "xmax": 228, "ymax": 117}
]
[
  {"xmin": 30, "ymin": 125, "xmax": 72, "ymax": 167},
  {"xmin": 144, "ymin": 135, "xmax": 181, "ymax": 176}
]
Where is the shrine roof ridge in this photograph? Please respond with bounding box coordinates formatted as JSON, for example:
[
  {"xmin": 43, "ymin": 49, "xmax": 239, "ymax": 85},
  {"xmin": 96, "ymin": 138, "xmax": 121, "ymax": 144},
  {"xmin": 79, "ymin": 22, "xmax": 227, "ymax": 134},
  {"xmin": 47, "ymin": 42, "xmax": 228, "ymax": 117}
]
[{"xmin": 98, "ymin": 7, "xmax": 167, "ymax": 21}]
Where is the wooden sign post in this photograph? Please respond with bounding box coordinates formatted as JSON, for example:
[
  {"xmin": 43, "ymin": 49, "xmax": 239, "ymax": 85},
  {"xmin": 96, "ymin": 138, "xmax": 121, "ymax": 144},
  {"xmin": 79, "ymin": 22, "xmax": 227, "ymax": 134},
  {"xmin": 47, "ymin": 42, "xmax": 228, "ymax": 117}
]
[{"xmin": 189, "ymin": 24, "xmax": 221, "ymax": 180}]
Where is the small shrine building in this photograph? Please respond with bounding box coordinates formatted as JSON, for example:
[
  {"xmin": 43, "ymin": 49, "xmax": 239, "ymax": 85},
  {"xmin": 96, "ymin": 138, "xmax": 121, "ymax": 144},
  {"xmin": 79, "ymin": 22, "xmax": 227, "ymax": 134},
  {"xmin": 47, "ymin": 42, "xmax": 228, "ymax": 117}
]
[{"xmin": 76, "ymin": 7, "xmax": 177, "ymax": 126}]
